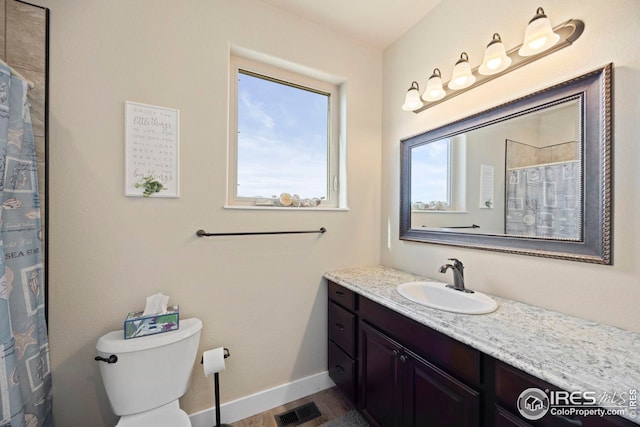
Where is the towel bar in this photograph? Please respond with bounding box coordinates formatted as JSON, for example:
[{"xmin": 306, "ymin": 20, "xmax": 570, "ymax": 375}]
[{"xmin": 196, "ymin": 227, "xmax": 326, "ymax": 237}]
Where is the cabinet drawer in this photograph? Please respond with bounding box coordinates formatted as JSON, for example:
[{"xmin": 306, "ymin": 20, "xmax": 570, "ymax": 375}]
[
  {"xmin": 496, "ymin": 362, "xmax": 576, "ymax": 427},
  {"xmin": 495, "ymin": 361, "xmax": 636, "ymax": 427},
  {"xmin": 328, "ymin": 281, "xmax": 356, "ymax": 311},
  {"xmin": 328, "ymin": 340, "xmax": 356, "ymax": 403},
  {"xmin": 328, "ymin": 301, "xmax": 356, "ymax": 357}
]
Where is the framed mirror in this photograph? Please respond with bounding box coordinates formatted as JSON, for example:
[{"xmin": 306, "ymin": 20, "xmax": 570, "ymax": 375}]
[{"xmin": 400, "ymin": 64, "xmax": 612, "ymax": 264}]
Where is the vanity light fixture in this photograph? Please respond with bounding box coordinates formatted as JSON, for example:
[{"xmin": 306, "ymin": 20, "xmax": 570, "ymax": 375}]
[
  {"xmin": 402, "ymin": 81, "xmax": 423, "ymax": 111},
  {"xmin": 479, "ymin": 33, "xmax": 512, "ymax": 75},
  {"xmin": 422, "ymin": 68, "xmax": 446, "ymax": 102},
  {"xmin": 518, "ymin": 7, "xmax": 560, "ymax": 56},
  {"xmin": 402, "ymin": 7, "xmax": 584, "ymax": 113},
  {"xmin": 448, "ymin": 52, "xmax": 476, "ymax": 90}
]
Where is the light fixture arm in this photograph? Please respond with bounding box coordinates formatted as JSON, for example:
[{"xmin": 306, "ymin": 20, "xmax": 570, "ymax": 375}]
[
  {"xmin": 456, "ymin": 52, "xmax": 470, "ymax": 65},
  {"xmin": 410, "ymin": 18, "xmax": 584, "ymax": 113},
  {"xmin": 488, "ymin": 33, "xmax": 502, "ymax": 46},
  {"xmin": 529, "ymin": 7, "xmax": 547, "ymax": 23}
]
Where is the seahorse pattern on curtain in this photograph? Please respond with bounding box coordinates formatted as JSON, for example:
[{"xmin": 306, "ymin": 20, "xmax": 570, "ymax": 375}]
[{"xmin": 0, "ymin": 64, "xmax": 52, "ymax": 426}]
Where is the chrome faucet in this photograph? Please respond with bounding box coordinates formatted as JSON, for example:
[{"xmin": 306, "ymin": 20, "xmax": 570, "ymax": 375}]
[{"xmin": 439, "ymin": 258, "xmax": 473, "ymax": 293}]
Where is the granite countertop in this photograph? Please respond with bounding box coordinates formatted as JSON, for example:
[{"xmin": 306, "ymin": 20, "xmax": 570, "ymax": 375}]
[{"xmin": 324, "ymin": 265, "xmax": 640, "ymax": 424}]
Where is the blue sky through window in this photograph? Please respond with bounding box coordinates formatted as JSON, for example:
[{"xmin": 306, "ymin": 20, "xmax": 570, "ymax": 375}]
[
  {"xmin": 237, "ymin": 71, "xmax": 329, "ymax": 199},
  {"xmin": 411, "ymin": 139, "xmax": 449, "ymax": 203}
]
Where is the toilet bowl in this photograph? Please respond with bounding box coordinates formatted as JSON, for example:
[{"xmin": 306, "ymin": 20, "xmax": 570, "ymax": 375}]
[{"xmin": 96, "ymin": 317, "xmax": 202, "ymax": 427}]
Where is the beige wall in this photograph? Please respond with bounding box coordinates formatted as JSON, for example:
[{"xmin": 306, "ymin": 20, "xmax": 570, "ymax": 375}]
[
  {"xmin": 25, "ymin": 0, "xmax": 381, "ymax": 425},
  {"xmin": 382, "ymin": 0, "xmax": 640, "ymax": 332},
  {"xmin": 18, "ymin": 0, "xmax": 640, "ymax": 424}
]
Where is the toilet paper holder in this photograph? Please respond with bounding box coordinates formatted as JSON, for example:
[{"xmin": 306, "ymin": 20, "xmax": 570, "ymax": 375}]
[
  {"xmin": 200, "ymin": 347, "xmax": 230, "ymax": 364},
  {"xmin": 201, "ymin": 348, "xmax": 231, "ymax": 427}
]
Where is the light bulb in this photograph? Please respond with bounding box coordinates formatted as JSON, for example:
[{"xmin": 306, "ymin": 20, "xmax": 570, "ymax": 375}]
[
  {"xmin": 528, "ymin": 36, "xmax": 547, "ymax": 50},
  {"xmin": 479, "ymin": 33, "xmax": 512, "ymax": 75},
  {"xmin": 486, "ymin": 57, "xmax": 502, "ymax": 70},
  {"xmin": 448, "ymin": 52, "xmax": 476, "ymax": 90},
  {"xmin": 402, "ymin": 81, "xmax": 423, "ymax": 111},
  {"xmin": 518, "ymin": 7, "xmax": 559, "ymax": 56},
  {"xmin": 422, "ymin": 68, "xmax": 445, "ymax": 102}
]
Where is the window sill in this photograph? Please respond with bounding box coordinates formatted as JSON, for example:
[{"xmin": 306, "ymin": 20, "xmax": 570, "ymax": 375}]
[{"xmin": 224, "ymin": 205, "xmax": 349, "ymax": 212}]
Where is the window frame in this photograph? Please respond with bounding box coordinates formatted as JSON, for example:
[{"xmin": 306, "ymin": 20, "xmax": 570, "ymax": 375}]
[{"xmin": 227, "ymin": 54, "xmax": 342, "ymax": 209}]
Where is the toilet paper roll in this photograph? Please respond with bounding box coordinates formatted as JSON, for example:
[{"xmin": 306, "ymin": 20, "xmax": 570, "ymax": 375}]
[{"xmin": 203, "ymin": 347, "xmax": 226, "ymax": 377}]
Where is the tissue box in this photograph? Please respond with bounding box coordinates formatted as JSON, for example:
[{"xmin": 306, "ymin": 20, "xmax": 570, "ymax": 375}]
[{"xmin": 124, "ymin": 305, "xmax": 180, "ymax": 339}]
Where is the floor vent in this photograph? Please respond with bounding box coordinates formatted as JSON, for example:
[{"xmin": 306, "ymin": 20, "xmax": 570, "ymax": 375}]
[{"xmin": 275, "ymin": 401, "xmax": 321, "ymax": 426}]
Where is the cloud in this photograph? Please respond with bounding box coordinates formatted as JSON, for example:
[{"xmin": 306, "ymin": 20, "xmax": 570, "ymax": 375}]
[{"xmin": 239, "ymin": 91, "xmax": 275, "ymax": 129}]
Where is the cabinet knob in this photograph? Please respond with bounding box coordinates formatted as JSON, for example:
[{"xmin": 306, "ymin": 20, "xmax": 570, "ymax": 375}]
[
  {"xmin": 393, "ymin": 349, "xmax": 400, "ymax": 356},
  {"xmin": 335, "ymin": 323, "xmax": 345, "ymax": 331},
  {"xmin": 400, "ymin": 355, "xmax": 407, "ymax": 362}
]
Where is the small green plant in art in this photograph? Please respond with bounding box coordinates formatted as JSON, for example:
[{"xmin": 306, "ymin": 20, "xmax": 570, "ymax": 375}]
[{"xmin": 135, "ymin": 176, "xmax": 166, "ymax": 197}]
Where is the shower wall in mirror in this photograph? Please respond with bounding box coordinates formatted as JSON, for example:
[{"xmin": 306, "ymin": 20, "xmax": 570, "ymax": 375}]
[{"xmin": 0, "ymin": 0, "xmax": 48, "ymax": 309}]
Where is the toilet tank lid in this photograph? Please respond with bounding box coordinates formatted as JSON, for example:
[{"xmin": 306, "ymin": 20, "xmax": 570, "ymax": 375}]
[{"xmin": 96, "ymin": 318, "xmax": 202, "ymax": 354}]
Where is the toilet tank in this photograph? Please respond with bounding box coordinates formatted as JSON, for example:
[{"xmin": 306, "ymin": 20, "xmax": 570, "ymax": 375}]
[{"xmin": 96, "ymin": 317, "xmax": 202, "ymax": 416}]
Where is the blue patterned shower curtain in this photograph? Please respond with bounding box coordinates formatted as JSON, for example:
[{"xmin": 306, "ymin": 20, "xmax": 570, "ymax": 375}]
[{"xmin": 0, "ymin": 64, "xmax": 52, "ymax": 426}]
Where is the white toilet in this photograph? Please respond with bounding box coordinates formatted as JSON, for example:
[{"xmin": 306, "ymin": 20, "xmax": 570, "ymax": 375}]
[{"xmin": 95, "ymin": 318, "xmax": 203, "ymax": 427}]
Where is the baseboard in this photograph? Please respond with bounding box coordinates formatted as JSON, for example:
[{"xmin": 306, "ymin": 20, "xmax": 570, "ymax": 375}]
[{"xmin": 189, "ymin": 371, "xmax": 335, "ymax": 427}]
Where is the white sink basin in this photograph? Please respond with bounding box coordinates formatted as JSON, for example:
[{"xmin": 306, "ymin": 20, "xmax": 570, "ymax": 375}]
[{"xmin": 397, "ymin": 281, "xmax": 498, "ymax": 314}]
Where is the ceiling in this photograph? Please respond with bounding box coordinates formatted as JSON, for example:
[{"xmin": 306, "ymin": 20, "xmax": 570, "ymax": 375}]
[{"xmin": 258, "ymin": 0, "xmax": 443, "ymax": 49}]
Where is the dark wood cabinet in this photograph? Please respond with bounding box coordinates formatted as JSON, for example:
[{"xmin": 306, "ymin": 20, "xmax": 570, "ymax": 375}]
[
  {"xmin": 403, "ymin": 347, "xmax": 480, "ymax": 427},
  {"xmin": 359, "ymin": 321, "xmax": 403, "ymax": 427},
  {"xmin": 495, "ymin": 361, "xmax": 637, "ymax": 427},
  {"xmin": 327, "ymin": 282, "xmax": 358, "ymax": 403},
  {"xmin": 359, "ymin": 302, "xmax": 480, "ymax": 427},
  {"xmin": 495, "ymin": 405, "xmax": 533, "ymax": 427},
  {"xmin": 326, "ymin": 280, "xmax": 636, "ymax": 427}
]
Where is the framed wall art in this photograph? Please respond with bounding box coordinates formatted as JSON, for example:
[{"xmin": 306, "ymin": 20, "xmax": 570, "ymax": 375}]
[{"xmin": 125, "ymin": 101, "xmax": 180, "ymax": 197}]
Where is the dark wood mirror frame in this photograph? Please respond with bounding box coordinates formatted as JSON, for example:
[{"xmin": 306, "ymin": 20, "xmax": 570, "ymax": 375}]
[{"xmin": 400, "ymin": 64, "xmax": 612, "ymax": 264}]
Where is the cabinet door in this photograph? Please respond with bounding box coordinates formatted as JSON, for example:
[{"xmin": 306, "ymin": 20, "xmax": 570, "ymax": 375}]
[
  {"xmin": 359, "ymin": 321, "xmax": 403, "ymax": 427},
  {"xmin": 403, "ymin": 349, "xmax": 480, "ymax": 427}
]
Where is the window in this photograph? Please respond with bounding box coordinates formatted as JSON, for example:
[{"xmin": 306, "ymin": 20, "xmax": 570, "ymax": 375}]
[
  {"xmin": 228, "ymin": 54, "xmax": 342, "ymax": 208},
  {"xmin": 410, "ymin": 136, "xmax": 466, "ymax": 211},
  {"xmin": 411, "ymin": 139, "xmax": 452, "ymax": 208}
]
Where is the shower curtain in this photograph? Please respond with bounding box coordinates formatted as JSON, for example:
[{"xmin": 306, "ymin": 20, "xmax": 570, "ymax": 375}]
[
  {"xmin": 505, "ymin": 161, "xmax": 581, "ymax": 239},
  {"xmin": 0, "ymin": 64, "xmax": 52, "ymax": 426}
]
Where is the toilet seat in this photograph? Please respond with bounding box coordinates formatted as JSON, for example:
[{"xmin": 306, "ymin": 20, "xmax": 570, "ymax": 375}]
[{"xmin": 115, "ymin": 404, "xmax": 191, "ymax": 427}]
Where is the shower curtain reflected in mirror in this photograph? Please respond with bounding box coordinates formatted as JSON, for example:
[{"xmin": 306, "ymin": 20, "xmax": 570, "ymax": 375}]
[
  {"xmin": 505, "ymin": 161, "xmax": 582, "ymax": 239},
  {"xmin": 0, "ymin": 64, "xmax": 52, "ymax": 426}
]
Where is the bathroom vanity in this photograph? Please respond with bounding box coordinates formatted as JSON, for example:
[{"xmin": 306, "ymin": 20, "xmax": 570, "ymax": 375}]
[{"xmin": 325, "ymin": 266, "xmax": 639, "ymax": 427}]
